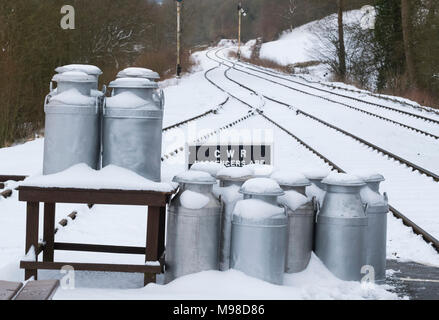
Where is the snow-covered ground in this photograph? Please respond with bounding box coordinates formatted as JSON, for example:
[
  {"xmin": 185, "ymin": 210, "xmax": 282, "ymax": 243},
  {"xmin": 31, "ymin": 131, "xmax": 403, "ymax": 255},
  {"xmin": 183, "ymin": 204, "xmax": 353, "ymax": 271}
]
[{"xmin": 1, "ymin": 40, "xmax": 438, "ymax": 299}]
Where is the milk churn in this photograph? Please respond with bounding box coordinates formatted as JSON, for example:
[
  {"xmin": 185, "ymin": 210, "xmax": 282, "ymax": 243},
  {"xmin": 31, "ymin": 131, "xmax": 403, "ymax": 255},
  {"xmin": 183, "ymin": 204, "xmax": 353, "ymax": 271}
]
[
  {"xmin": 55, "ymin": 64, "xmax": 103, "ymax": 90},
  {"xmin": 165, "ymin": 171, "xmax": 221, "ymax": 283},
  {"xmin": 117, "ymin": 67, "xmax": 160, "ymax": 81},
  {"xmin": 216, "ymin": 167, "xmax": 253, "ymax": 271},
  {"xmin": 102, "ymin": 75, "xmax": 164, "ymax": 182},
  {"xmin": 230, "ymin": 178, "xmax": 288, "ymax": 284},
  {"xmin": 271, "ymin": 171, "xmax": 315, "ymax": 273},
  {"xmin": 43, "ymin": 73, "xmax": 100, "ymax": 175},
  {"xmin": 315, "ymin": 173, "xmax": 368, "ymax": 281},
  {"xmin": 358, "ymin": 173, "xmax": 389, "ymax": 282}
]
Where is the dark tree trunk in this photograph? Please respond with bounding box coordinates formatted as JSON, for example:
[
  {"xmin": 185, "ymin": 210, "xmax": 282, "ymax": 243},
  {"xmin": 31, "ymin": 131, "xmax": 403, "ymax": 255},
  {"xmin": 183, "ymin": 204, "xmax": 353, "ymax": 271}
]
[
  {"xmin": 337, "ymin": 0, "xmax": 347, "ymax": 81},
  {"xmin": 401, "ymin": 0, "xmax": 417, "ymax": 88}
]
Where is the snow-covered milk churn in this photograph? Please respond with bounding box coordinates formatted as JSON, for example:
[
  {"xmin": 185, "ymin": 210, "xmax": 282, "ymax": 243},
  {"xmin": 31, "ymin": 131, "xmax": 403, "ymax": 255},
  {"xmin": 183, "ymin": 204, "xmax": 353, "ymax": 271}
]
[
  {"xmin": 358, "ymin": 172, "xmax": 389, "ymax": 282},
  {"xmin": 43, "ymin": 71, "xmax": 100, "ymax": 174},
  {"xmin": 231, "ymin": 178, "xmax": 288, "ymax": 285},
  {"xmin": 271, "ymin": 171, "xmax": 315, "ymax": 273},
  {"xmin": 315, "ymin": 173, "xmax": 368, "ymax": 281},
  {"xmin": 54, "ymin": 64, "xmax": 103, "ymax": 91},
  {"xmin": 216, "ymin": 167, "xmax": 253, "ymax": 271},
  {"xmin": 303, "ymin": 168, "xmax": 330, "ymax": 206},
  {"xmin": 102, "ymin": 75, "xmax": 164, "ymax": 182},
  {"xmin": 165, "ymin": 171, "xmax": 222, "ymax": 283}
]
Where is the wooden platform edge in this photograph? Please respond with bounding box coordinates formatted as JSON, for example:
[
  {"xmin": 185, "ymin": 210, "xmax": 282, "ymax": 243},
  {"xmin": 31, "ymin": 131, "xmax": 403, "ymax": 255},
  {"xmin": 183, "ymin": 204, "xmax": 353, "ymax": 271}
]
[
  {"xmin": 14, "ymin": 280, "xmax": 60, "ymax": 300},
  {"xmin": 0, "ymin": 281, "xmax": 23, "ymax": 300}
]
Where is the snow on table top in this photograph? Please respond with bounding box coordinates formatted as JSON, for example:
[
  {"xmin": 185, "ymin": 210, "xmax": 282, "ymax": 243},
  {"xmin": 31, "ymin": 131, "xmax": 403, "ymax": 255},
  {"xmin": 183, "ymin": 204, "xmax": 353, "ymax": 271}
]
[
  {"xmin": 21, "ymin": 164, "xmax": 177, "ymax": 192},
  {"xmin": 190, "ymin": 162, "xmax": 225, "ymax": 177},
  {"xmin": 240, "ymin": 178, "xmax": 284, "ymax": 196},
  {"xmin": 270, "ymin": 170, "xmax": 310, "ymax": 187}
]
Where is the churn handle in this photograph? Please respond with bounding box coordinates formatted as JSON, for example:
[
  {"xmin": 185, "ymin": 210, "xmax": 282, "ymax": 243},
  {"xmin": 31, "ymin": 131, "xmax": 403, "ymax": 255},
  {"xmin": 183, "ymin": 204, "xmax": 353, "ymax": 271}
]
[{"xmin": 384, "ymin": 192, "xmax": 389, "ymax": 202}]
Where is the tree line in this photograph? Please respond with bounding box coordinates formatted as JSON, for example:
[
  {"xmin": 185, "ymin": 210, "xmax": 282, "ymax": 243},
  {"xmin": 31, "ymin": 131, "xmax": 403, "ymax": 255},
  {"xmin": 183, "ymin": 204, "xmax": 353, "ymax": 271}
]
[{"xmin": 0, "ymin": 0, "xmax": 436, "ymax": 147}]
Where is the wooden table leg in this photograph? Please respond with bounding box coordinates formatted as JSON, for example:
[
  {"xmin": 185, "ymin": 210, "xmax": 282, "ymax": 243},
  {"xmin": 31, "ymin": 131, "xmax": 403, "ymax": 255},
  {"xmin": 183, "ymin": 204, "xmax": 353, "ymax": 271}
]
[
  {"xmin": 145, "ymin": 206, "xmax": 166, "ymax": 286},
  {"xmin": 25, "ymin": 202, "xmax": 39, "ymax": 280},
  {"xmin": 43, "ymin": 203, "xmax": 56, "ymax": 262}
]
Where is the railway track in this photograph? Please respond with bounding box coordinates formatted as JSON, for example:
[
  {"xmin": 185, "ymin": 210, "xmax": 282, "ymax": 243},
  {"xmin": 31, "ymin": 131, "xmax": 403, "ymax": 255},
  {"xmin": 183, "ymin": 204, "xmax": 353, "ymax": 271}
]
[
  {"xmin": 208, "ymin": 48, "xmax": 439, "ymax": 180},
  {"xmin": 204, "ymin": 47, "xmax": 439, "ymax": 253},
  {"xmin": 233, "ymin": 52, "xmax": 439, "ymax": 119},
  {"xmin": 214, "ymin": 49, "xmax": 439, "ymax": 140}
]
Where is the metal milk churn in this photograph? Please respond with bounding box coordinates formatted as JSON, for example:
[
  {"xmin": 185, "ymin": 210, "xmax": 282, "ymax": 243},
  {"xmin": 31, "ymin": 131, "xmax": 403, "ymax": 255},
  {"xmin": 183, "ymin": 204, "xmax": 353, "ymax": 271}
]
[
  {"xmin": 315, "ymin": 173, "xmax": 368, "ymax": 281},
  {"xmin": 165, "ymin": 171, "xmax": 221, "ymax": 283},
  {"xmin": 230, "ymin": 178, "xmax": 288, "ymax": 285},
  {"xmin": 271, "ymin": 171, "xmax": 315, "ymax": 273},
  {"xmin": 358, "ymin": 173, "xmax": 389, "ymax": 282},
  {"xmin": 102, "ymin": 76, "xmax": 164, "ymax": 182},
  {"xmin": 43, "ymin": 72, "xmax": 100, "ymax": 175},
  {"xmin": 51, "ymin": 70, "xmax": 97, "ymax": 96},
  {"xmin": 216, "ymin": 167, "xmax": 253, "ymax": 271}
]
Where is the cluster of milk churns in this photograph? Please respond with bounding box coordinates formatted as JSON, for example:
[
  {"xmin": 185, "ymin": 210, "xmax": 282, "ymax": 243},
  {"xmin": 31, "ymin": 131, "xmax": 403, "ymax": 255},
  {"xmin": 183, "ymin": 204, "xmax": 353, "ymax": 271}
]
[
  {"xmin": 43, "ymin": 64, "xmax": 164, "ymax": 182},
  {"xmin": 165, "ymin": 163, "xmax": 389, "ymax": 285}
]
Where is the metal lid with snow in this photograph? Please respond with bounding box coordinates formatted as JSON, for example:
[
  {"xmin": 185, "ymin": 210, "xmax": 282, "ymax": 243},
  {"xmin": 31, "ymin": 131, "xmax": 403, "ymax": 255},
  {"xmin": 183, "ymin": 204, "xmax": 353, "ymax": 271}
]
[
  {"xmin": 322, "ymin": 172, "xmax": 366, "ymax": 187},
  {"xmin": 190, "ymin": 162, "xmax": 225, "ymax": 177},
  {"xmin": 173, "ymin": 171, "xmax": 217, "ymax": 185},
  {"xmin": 239, "ymin": 178, "xmax": 285, "ymax": 196},
  {"xmin": 354, "ymin": 171, "xmax": 385, "ymax": 183},
  {"xmin": 117, "ymin": 67, "xmax": 160, "ymax": 80},
  {"xmin": 109, "ymin": 77, "xmax": 158, "ymax": 89},
  {"xmin": 243, "ymin": 164, "xmax": 274, "ymax": 177},
  {"xmin": 302, "ymin": 168, "xmax": 331, "ymax": 180},
  {"xmin": 52, "ymin": 71, "xmax": 96, "ymax": 83},
  {"xmin": 216, "ymin": 167, "xmax": 253, "ymax": 182},
  {"xmin": 270, "ymin": 171, "xmax": 311, "ymax": 187},
  {"xmin": 55, "ymin": 64, "xmax": 103, "ymax": 76}
]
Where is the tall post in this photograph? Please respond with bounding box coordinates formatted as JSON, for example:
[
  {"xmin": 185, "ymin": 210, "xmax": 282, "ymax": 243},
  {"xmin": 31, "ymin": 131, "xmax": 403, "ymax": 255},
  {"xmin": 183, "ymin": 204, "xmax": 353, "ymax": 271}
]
[
  {"xmin": 238, "ymin": 3, "xmax": 242, "ymax": 60},
  {"xmin": 176, "ymin": 0, "xmax": 182, "ymax": 77}
]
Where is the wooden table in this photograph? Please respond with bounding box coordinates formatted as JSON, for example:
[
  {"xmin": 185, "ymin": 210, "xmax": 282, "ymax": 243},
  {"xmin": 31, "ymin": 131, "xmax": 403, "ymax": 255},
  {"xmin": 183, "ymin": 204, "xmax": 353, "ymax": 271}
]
[{"xmin": 17, "ymin": 186, "xmax": 176, "ymax": 286}]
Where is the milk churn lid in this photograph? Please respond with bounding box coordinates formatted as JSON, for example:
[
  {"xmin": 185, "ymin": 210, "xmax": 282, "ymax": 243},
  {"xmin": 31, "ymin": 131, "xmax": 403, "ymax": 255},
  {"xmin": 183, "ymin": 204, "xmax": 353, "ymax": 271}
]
[
  {"xmin": 117, "ymin": 67, "xmax": 160, "ymax": 80},
  {"xmin": 302, "ymin": 168, "xmax": 331, "ymax": 181},
  {"xmin": 240, "ymin": 178, "xmax": 285, "ymax": 196},
  {"xmin": 270, "ymin": 171, "xmax": 311, "ymax": 187},
  {"xmin": 322, "ymin": 172, "xmax": 366, "ymax": 187},
  {"xmin": 55, "ymin": 64, "xmax": 103, "ymax": 76},
  {"xmin": 52, "ymin": 71, "xmax": 96, "ymax": 83},
  {"xmin": 354, "ymin": 171, "xmax": 385, "ymax": 183},
  {"xmin": 216, "ymin": 167, "xmax": 253, "ymax": 182},
  {"xmin": 190, "ymin": 162, "xmax": 225, "ymax": 177},
  {"xmin": 173, "ymin": 171, "xmax": 217, "ymax": 185},
  {"xmin": 243, "ymin": 164, "xmax": 274, "ymax": 177},
  {"xmin": 109, "ymin": 77, "xmax": 158, "ymax": 89}
]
